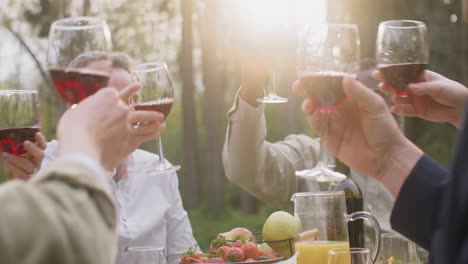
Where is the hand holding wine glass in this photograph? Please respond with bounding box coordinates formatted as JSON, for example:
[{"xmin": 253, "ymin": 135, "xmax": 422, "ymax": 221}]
[
  {"xmin": 0, "ymin": 90, "xmax": 43, "ymax": 179},
  {"xmin": 376, "ymin": 20, "xmax": 429, "ymax": 98},
  {"xmin": 295, "ymin": 24, "xmax": 360, "ymax": 182},
  {"xmin": 132, "ymin": 62, "xmax": 180, "ymax": 174},
  {"xmin": 295, "ymin": 77, "xmax": 423, "ymax": 197},
  {"xmin": 374, "ymin": 70, "xmax": 468, "ymax": 127},
  {"xmin": 48, "ymin": 17, "xmax": 112, "ymax": 105}
]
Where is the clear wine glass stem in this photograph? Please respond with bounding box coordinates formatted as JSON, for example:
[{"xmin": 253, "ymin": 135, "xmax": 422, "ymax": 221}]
[
  {"xmin": 156, "ymin": 136, "xmax": 165, "ymax": 164},
  {"xmin": 317, "ymin": 112, "xmax": 330, "ymax": 167},
  {"xmin": 270, "ymin": 71, "xmax": 277, "ymax": 96}
]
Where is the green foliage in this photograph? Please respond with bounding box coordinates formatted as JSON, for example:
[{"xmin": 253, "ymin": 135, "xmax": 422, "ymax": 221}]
[{"xmin": 188, "ymin": 203, "xmax": 279, "ymax": 252}]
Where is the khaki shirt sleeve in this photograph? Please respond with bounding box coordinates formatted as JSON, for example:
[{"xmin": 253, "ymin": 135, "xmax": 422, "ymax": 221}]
[
  {"xmin": 0, "ymin": 158, "xmax": 117, "ymax": 264},
  {"xmin": 223, "ymin": 89, "xmax": 323, "ymax": 210}
]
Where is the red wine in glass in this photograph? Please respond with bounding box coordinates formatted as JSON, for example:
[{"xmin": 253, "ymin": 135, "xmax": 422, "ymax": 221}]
[
  {"xmin": 133, "ymin": 98, "xmax": 174, "ymax": 120},
  {"xmin": 299, "ymin": 71, "xmax": 356, "ymax": 112},
  {"xmin": 0, "ymin": 127, "xmax": 40, "ymax": 156},
  {"xmin": 378, "ymin": 63, "xmax": 427, "ymax": 97},
  {"xmin": 49, "ymin": 67, "xmax": 110, "ymax": 104}
]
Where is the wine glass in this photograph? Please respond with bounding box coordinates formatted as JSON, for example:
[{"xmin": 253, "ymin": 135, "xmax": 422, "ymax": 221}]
[
  {"xmin": 132, "ymin": 62, "xmax": 181, "ymax": 174},
  {"xmin": 295, "ymin": 24, "xmax": 360, "ymax": 182},
  {"xmin": 127, "ymin": 247, "xmax": 167, "ymax": 264},
  {"xmin": 240, "ymin": 0, "xmax": 289, "ymax": 104},
  {"xmin": 378, "ymin": 232, "xmax": 420, "ymax": 264},
  {"xmin": 0, "ymin": 90, "xmax": 40, "ymax": 156},
  {"xmin": 47, "ymin": 17, "xmax": 112, "ymax": 105},
  {"xmin": 376, "ymin": 20, "xmax": 429, "ymax": 98},
  {"xmin": 328, "ymin": 248, "xmax": 371, "ymax": 264}
]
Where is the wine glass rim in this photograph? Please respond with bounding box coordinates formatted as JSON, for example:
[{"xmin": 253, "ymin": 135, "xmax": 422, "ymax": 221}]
[
  {"xmin": 133, "ymin": 62, "xmax": 168, "ymax": 73},
  {"xmin": 380, "ymin": 20, "xmax": 426, "ymax": 29},
  {"xmin": 51, "ymin": 16, "xmax": 108, "ymax": 30},
  {"xmin": 329, "ymin": 248, "xmax": 370, "ymax": 254},
  {"xmin": 127, "ymin": 246, "xmax": 165, "ymax": 252},
  {"xmin": 0, "ymin": 89, "xmax": 37, "ymax": 94},
  {"xmin": 291, "ymin": 191, "xmax": 345, "ymax": 199}
]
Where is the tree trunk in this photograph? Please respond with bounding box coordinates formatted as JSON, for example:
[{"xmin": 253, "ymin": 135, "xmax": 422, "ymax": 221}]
[
  {"xmin": 240, "ymin": 191, "xmax": 258, "ymax": 214},
  {"xmin": 200, "ymin": 0, "xmax": 225, "ymax": 212},
  {"xmin": 180, "ymin": 0, "xmax": 200, "ymax": 209}
]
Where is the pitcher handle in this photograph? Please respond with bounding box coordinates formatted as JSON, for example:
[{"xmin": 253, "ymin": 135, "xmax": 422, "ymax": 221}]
[{"xmin": 347, "ymin": 211, "xmax": 381, "ymax": 263}]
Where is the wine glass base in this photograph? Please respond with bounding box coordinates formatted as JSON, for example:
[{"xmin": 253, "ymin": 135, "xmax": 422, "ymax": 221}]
[
  {"xmin": 257, "ymin": 94, "xmax": 288, "ymax": 104},
  {"xmin": 146, "ymin": 164, "xmax": 181, "ymax": 175},
  {"xmin": 295, "ymin": 166, "xmax": 346, "ymax": 182}
]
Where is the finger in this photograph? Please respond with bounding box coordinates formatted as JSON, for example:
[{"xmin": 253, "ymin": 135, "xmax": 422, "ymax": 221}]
[
  {"xmin": 2, "ymin": 152, "xmax": 36, "ymax": 173},
  {"xmin": 119, "ymin": 83, "xmax": 141, "ymax": 104},
  {"xmin": 23, "ymin": 140, "xmax": 45, "ymax": 168},
  {"xmin": 35, "ymin": 132, "xmax": 47, "ymax": 149},
  {"xmin": 343, "ymin": 77, "xmax": 386, "ymax": 113},
  {"xmin": 4, "ymin": 161, "xmax": 31, "ymax": 181},
  {"xmin": 372, "ymin": 70, "xmax": 383, "ymax": 81},
  {"xmin": 292, "ymin": 80, "xmax": 307, "ymax": 97},
  {"xmin": 133, "ymin": 123, "xmax": 166, "ymax": 142},
  {"xmin": 379, "ymin": 82, "xmax": 393, "ymax": 94},
  {"xmin": 301, "ymin": 97, "xmax": 320, "ymax": 115},
  {"xmin": 129, "ymin": 111, "xmax": 164, "ymax": 125},
  {"xmin": 391, "ymin": 94, "xmax": 413, "ymax": 106},
  {"xmin": 408, "ymin": 82, "xmax": 443, "ymax": 98},
  {"xmin": 391, "ymin": 105, "xmax": 418, "ymax": 117}
]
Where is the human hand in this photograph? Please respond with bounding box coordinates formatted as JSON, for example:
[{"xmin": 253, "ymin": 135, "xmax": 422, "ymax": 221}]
[
  {"xmin": 2, "ymin": 132, "xmax": 47, "ymax": 181},
  {"xmin": 374, "ymin": 70, "xmax": 468, "ymax": 127},
  {"xmin": 57, "ymin": 83, "xmax": 164, "ymax": 171},
  {"xmin": 293, "ymin": 78, "xmax": 423, "ymax": 196}
]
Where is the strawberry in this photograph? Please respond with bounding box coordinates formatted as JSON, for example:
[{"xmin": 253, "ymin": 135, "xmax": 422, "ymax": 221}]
[
  {"xmin": 257, "ymin": 249, "xmax": 269, "ymax": 260},
  {"xmin": 199, "ymin": 256, "xmax": 209, "ymax": 263},
  {"xmin": 266, "ymin": 252, "xmax": 277, "ymax": 259},
  {"xmin": 225, "ymin": 247, "xmax": 246, "ymax": 262},
  {"xmin": 206, "ymin": 258, "xmax": 225, "ymax": 263},
  {"xmin": 245, "ymin": 258, "xmax": 255, "ymax": 262},
  {"xmin": 232, "ymin": 240, "xmax": 245, "ymax": 248},
  {"xmin": 211, "ymin": 237, "xmax": 228, "ymax": 247},
  {"xmin": 209, "ymin": 246, "xmax": 219, "ymax": 256},
  {"xmin": 181, "ymin": 247, "xmax": 197, "ymax": 262},
  {"xmin": 241, "ymin": 242, "xmax": 259, "ymax": 260},
  {"xmin": 217, "ymin": 246, "xmax": 231, "ymax": 259},
  {"xmin": 186, "ymin": 257, "xmax": 203, "ymax": 263}
]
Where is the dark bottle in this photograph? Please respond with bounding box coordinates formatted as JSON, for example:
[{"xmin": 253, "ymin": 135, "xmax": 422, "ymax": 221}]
[{"xmin": 328, "ymin": 160, "xmax": 365, "ymax": 248}]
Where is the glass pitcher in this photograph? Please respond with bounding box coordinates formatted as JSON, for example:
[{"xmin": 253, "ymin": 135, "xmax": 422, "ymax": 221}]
[{"xmin": 291, "ymin": 191, "xmax": 381, "ymax": 264}]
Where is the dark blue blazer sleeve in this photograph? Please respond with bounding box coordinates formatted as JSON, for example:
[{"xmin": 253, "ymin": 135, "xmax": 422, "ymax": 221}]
[{"xmin": 390, "ymin": 154, "xmax": 449, "ymax": 250}]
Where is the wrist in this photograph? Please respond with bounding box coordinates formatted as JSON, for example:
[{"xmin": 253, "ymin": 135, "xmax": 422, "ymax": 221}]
[
  {"xmin": 376, "ymin": 139, "xmax": 423, "ymax": 197},
  {"xmin": 240, "ymin": 84, "xmax": 263, "ymax": 107}
]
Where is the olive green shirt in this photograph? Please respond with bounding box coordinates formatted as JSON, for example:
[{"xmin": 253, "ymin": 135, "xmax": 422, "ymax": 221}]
[{"xmin": 0, "ymin": 157, "xmax": 117, "ymax": 264}]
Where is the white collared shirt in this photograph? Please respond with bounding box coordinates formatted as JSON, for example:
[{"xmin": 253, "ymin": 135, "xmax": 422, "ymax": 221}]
[{"xmin": 43, "ymin": 140, "xmax": 198, "ymax": 264}]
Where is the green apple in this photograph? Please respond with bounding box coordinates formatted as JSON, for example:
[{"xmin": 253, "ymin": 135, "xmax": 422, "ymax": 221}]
[{"xmin": 262, "ymin": 211, "xmax": 298, "ymax": 258}]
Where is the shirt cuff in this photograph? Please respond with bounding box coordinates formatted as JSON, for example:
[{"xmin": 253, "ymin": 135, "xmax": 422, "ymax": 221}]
[
  {"xmin": 390, "ymin": 154, "xmax": 448, "ymax": 249},
  {"xmin": 57, "ymin": 153, "xmax": 113, "ymax": 193},
  {"xmin": 229, "ymin": 89, "xmax": 265, "ymax": 122}
]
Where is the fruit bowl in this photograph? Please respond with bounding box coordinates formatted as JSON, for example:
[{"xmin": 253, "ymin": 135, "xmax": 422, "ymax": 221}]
[{"xmin": 180, "ymin": 255, "xmax": 283, "ymax": 264}]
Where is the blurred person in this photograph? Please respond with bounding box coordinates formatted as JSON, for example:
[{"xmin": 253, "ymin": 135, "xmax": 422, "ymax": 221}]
[
  {"xmin": 222, "ymin": 56, "xmax": 394, "ymax": 234},
  {"xmin": 0, "ymin": 85, "xmax": 163, "ymax": 263},
  {"xmin": 295, "ymin": 73, "xmax": 468, "ymax": 263},
  {"xmin": 2, "ymin": 52, "xmax": 198, "ymax": 264}
]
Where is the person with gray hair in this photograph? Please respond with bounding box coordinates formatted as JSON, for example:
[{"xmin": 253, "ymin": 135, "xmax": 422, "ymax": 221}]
[{"xmin": 2, "ymin": 51, "xmax": 198, "ymax": 264}]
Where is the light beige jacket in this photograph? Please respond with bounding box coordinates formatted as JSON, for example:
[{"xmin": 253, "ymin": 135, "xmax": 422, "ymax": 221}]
[
  {"xmin": 222, "ymin": 91, "xmax": 395, "ymax": 231},
  {"xmin": 0, "ymin": 157, "xmax": 116, "ymax": 264}
]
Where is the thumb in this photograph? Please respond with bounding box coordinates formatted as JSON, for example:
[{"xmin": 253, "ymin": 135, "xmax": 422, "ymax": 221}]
[{"xmin": 343, "ymin": 77, "xmax": 387, "ymax": 114}]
